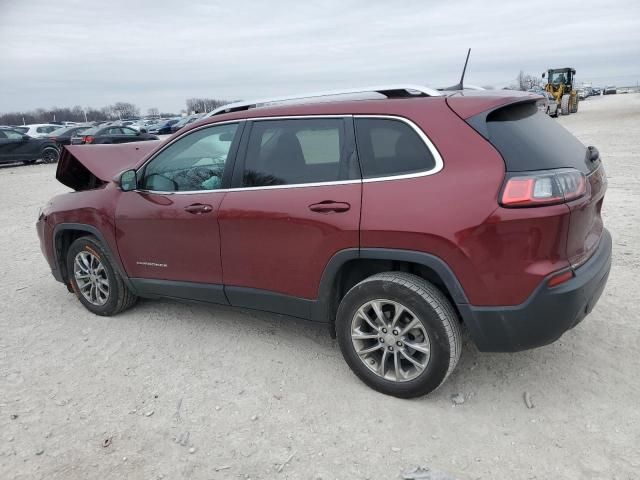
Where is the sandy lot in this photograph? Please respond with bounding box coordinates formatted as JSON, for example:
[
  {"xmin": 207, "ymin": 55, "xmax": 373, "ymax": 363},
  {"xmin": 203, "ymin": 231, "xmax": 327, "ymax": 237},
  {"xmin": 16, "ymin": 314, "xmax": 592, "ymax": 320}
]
[{"xmin": 1, "ymin": 94, "xmax": 639, "ymax": 480}]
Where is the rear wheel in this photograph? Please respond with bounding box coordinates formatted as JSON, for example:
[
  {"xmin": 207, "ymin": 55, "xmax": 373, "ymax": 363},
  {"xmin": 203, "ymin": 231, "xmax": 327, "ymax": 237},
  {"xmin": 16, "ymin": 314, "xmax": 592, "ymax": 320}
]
[
  {"xmin": 336, "ymin": 272, "xmax": 462, "ymax": 398},
  {"xmin": 561, "ymin": 94, "xmax": 571, "ymax": 115},
  {"xmin": 66, "ymin": 236, "xmax": 137, "ymax": 316},
  {"xmin": 41, "ymin": 146, "xmax": 60, "ymax": 164}
]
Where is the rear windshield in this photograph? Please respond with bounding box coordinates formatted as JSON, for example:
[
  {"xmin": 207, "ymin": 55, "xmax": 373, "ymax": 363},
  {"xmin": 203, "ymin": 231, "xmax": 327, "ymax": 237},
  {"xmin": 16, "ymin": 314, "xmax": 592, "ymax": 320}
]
[{"xmin": 483, "ymin": 102, "xmax": 591, "ymax": 173}]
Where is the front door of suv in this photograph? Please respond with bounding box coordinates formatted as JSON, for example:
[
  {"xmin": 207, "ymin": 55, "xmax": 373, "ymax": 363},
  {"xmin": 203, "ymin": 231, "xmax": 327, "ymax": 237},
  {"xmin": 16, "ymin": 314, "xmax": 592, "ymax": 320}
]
[
  {"xmin": 218, "ymin": 117, "xmax": 361, "ymax": 312},
  {"xmin": 115, "ymin": 122, "xmax": 242, "ymax": 299}
]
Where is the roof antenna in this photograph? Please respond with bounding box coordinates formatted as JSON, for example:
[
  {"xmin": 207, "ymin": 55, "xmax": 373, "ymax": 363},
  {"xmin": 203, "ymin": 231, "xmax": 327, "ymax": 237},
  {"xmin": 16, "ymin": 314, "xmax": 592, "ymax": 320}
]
[{"xmin": 443, "ymin": 48, "xmax": 471, "ymax": 91}]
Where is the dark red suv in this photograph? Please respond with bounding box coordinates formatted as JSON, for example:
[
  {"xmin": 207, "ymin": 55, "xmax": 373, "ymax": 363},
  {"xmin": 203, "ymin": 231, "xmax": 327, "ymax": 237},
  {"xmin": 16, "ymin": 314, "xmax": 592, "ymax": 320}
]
[{"xmin": 37, "ymin": 85, "xmax": 611, "ymax": 398}]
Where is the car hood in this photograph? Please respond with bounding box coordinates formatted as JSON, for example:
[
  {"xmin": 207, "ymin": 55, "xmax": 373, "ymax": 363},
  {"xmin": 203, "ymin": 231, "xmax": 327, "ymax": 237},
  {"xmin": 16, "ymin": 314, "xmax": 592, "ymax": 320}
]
[{"xmin": 56, "ymin": 141, "xmax": 161, "ymax": 191}]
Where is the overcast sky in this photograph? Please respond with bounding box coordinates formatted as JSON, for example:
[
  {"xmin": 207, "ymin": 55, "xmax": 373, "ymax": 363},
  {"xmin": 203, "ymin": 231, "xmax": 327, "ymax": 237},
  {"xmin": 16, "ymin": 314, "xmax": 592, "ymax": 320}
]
[{"xmin": 1, "ymin": 0, "xmax": 639, "ymax": 114}]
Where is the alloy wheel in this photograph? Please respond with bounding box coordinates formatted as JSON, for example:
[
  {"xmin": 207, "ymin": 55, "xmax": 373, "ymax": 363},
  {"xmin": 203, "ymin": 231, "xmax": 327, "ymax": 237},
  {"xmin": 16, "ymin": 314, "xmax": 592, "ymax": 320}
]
[
  {"xmin": 351, "ymin": 299, "xmax": 430, "ymax": 382},
  {"xmin": 73, "ymin": 251, "xmax": 109, "ymax": 306}
]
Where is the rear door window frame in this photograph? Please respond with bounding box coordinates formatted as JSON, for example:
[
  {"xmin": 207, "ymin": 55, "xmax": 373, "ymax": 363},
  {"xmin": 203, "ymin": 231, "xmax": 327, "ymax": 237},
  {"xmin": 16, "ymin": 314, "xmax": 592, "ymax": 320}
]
[{"xmin": 230, "ymin": 115, "xmax": 359, "ymax": 189}]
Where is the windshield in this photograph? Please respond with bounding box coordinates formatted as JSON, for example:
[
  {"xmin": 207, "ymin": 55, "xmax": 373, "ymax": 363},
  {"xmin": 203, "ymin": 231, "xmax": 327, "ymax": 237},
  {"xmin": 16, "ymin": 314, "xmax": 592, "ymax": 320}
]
[{"xmin": 550, "ymin": 71, "xmax": 569, "ymax": 84}]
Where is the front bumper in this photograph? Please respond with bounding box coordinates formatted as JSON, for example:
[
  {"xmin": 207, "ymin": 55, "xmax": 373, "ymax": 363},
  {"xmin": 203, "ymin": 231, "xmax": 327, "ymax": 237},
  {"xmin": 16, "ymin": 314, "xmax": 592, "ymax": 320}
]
[{"xmin": 459, "ymin": 228, "xmax": 612, "ymax": 352}]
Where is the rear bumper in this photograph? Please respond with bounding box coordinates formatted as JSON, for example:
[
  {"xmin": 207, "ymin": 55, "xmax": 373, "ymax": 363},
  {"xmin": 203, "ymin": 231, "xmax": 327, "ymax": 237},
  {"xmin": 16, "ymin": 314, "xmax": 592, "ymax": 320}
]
[{"xmin": 459, "ymin": 228, "xmax": 612, "ymax": 352}]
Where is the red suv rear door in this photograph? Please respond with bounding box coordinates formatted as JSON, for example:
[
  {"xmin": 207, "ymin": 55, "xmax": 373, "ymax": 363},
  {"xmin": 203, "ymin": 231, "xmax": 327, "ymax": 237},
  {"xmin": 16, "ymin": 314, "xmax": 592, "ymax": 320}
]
[{"xmin": 218, "ymin": 117, "xmax": 361, "ymax": 314}]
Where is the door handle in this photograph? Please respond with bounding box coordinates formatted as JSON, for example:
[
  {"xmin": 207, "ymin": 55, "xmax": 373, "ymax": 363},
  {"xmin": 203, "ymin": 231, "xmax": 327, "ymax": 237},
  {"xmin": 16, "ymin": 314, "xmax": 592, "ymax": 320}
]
[
  {"xmin": 184, "ymin": 203, "xmax": 213, "ymax": 214},
  {"xmin": 308, "ymin": 201, "xmax": 351, "ymax": 213}
]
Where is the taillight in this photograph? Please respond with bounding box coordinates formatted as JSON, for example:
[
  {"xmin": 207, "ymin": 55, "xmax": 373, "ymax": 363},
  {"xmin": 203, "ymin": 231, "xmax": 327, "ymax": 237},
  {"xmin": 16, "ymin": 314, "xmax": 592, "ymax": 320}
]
[
  {"xmin": 500, "ymin": 168, "xmax": 586, "ymax": 207},
  {"xmin": 84, "ymin": 136, "xmax": 94, "ymax": 144}
]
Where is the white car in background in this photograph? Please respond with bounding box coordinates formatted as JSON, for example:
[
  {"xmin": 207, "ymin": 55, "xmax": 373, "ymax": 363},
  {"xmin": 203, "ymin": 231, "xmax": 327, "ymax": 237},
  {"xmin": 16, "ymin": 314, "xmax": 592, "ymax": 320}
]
[{"xmin": 14, "ymin": 124, "xmax": 62, "ymax": 138}]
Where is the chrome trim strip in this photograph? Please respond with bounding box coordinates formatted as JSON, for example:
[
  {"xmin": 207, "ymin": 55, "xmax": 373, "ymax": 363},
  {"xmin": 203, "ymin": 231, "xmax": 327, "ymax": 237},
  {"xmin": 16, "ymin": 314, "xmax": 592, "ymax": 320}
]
[
  {"xmin": 134, "ymin": 114, "xmax": 443, "ymax": 196},
  {"xmin": 205, "ymin": 84, "xmax": 442, "ymax": 117}
]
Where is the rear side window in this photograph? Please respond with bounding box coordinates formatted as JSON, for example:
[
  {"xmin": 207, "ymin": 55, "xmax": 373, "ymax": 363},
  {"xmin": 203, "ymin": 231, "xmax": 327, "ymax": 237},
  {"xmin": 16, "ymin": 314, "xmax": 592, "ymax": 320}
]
[
  {"xmin": 242, "ymin": 118, "xmax": 351, "ymax": 187},
  {"xmin": 354, "ymin": 118, "xmax": 436, "ymax": 179},
  {"xmin": 483, "ymin": 102, "xmax": 589, "ymax": 173}
]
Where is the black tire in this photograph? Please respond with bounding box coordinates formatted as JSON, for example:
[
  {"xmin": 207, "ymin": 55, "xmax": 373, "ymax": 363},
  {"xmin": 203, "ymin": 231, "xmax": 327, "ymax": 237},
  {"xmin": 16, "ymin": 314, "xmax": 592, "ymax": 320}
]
[
  {"xmin": 571, "ymin": 96, "xmax": 579, "ymax": 113},
  {"xmin": 40, "ymin": 146, "xmax": 60, "ymax": 164},
  {"xmin": 561, "ymin": 94, "xmax": 571, "ymax": 115},
  {"xmin": 66, "ymin": 236, "xmax": 137, "ymax": 316},
  {"xmin": 336, "ymin": 272, "xmax": 462, "ymax": 398}
]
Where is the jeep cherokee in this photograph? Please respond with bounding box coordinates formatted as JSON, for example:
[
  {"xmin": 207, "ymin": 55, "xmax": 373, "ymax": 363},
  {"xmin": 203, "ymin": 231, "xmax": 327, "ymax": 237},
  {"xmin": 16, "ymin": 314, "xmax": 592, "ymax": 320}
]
[{"xmin": 36, "ymin": 85, "xmax": 611, "ymax": 398}]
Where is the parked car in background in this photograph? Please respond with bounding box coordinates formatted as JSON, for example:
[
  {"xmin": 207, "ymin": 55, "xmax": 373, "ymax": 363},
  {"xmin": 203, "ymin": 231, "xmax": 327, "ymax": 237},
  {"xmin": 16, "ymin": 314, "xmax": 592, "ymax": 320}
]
[
  {"xmin": 70, "ymin": 125, "xmax": 159, "ymax": 145},
  {"xmin": 0, "ymin": 127, "xmax": 60, "ymax": 165},
  {"xmin": 48, "ymin": 125, "xmax": 93, "ymax": 147},
  {"xmin": 604, "ymin": 86, "xmax": 617, "ymax": 95},
  {"xmin": 148, "ymin": 118, "xmax": 180, "ymax": 134},
  {"xmin": 170, "ymin": 114, "xmax": 203, "ymax": 133},
  {"xmin": 533, "ymin": 90, "xmax": 559, "ymax": 117},
  {"xmin": 38, "ymin": 85, "xmax": 610, "ymax": 398},
  {"xmin": 14, "ymin": 124, "xmax": 62, "ymax": 138}
]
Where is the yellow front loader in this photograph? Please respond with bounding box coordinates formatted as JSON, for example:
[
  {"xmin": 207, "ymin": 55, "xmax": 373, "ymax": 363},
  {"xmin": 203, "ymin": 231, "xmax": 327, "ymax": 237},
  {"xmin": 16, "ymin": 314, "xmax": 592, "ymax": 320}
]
[{"xmin": 543, "ymin": 67, "xmax": 579, "ymax": 115}]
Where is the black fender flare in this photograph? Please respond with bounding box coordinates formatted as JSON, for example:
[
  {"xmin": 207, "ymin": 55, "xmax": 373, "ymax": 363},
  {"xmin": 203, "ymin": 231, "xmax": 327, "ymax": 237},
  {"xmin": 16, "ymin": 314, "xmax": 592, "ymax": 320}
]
[
  {"xmin": 52, "ymin": 223, "xmax": 136, "ymax": 292},
  {"xmin": 311, "ymin": 248, "xmax": 470, "ymax": 324}
]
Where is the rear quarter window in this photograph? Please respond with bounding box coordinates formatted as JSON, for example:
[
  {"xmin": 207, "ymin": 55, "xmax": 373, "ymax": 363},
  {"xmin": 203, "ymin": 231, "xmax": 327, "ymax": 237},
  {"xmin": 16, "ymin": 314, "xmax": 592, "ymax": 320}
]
[
  {"xmin": 354, "ymin": 118, "xmax": 436, "ymax": 179},
  {"xmin": 482, "ymin": 102, "xmax": 590, "ymax": 173}
]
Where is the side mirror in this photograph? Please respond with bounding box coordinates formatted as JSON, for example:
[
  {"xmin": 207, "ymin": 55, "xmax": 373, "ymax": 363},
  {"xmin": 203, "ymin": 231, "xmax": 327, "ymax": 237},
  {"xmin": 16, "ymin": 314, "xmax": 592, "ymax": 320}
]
[
  {"xmin": 541, "ymin": 72, "xmax": 546, "ymax": 79},
  {"xmin": 21, "ymin": 135, "xmax": 30, "ymax": 141},
  {"xmin": 120, "ymin": 169, "xmax": 137, "ymax": 191},
  {"xmin": 140, "ymin": 128, "xmax": 147, "ymax": 134}
]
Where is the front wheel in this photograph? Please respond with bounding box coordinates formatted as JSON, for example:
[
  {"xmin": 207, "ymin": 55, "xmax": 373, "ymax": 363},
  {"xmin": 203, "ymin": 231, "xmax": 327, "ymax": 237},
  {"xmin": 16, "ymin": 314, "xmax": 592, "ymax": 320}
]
[
  {"xmin": 336, "ymin": 272, "xmax": 462, "ymax": 398},
  {"xmin": 40, "ymin": 146, "xmax": 60, "ymax": 164},
  {"xmin": 66, "ymin": 236, "xmax": 137, "ymax": 316},
  {"xmin": 561, "ymin": 94, "xmax": 571, "ymax": 115}
]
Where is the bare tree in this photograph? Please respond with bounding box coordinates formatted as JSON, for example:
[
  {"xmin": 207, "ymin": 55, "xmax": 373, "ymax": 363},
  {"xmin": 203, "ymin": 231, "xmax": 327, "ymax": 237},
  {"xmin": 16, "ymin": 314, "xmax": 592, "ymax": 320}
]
[
  {"xmin": 185, "ymin": 98, "xmax": 229, "ymax": 114},
  {"xmin": 516, "ymin": 70, "xmax": 544, "ymax": 91},
  {"xmin": 147, "ymin": 107, "xmax": 160, "ymax": 117}
]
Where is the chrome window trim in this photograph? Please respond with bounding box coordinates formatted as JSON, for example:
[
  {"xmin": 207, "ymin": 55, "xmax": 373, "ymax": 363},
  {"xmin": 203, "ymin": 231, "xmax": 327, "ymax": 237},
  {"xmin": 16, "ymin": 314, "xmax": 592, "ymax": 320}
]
[{"xmin": 134, "ymin": 114, "xmax": 443, "ymax": 195}]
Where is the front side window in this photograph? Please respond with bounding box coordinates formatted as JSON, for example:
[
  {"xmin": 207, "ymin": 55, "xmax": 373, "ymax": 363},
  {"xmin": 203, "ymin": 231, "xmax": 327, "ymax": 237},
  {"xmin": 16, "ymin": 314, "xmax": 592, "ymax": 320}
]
[
  {"xmin": 354, "ymin": 118, "xmax": 436, "ymax": 179},
  {"xmin": 140, "ymin": 123, "xmax": 238, "ymax": 192},
  {"xmin": 242, "ymin": 118, "xmax": 348, "ymax": 187}
]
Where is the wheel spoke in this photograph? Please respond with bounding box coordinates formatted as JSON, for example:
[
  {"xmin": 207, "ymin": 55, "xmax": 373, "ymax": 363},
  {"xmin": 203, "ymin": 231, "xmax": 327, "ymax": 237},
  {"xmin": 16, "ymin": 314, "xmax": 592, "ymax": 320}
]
[
  {"xmin": 378, "ymin": 349, "xmax": 388, "ymax": 376},
  {"xmin": 357, "ymin": 342, "xmax": 383, "ymax": 355},
  {"xmin": 404, "ymin": 341, "xmax": 429, "ymax": 354},
  {"xmin": 393, "ymin": 350, "xmax": 401, "ymax": 380},
  {"xmin": 371, "ymin": 301, "xmax": 387, "ymax": 328},
  {"xmin": 390, "ymin": 304, "xmax": 405, "ymax": 329},
  {"xmin": 400, "ymin": 318, "xmax": 420, "ymax": 336},
  {"xmin": 357, "ymin": 308, "xmax": 380, "ymax": 332},
  {"xmin": 352, "ymin": 332, "xmax": 380, "ymax": 341},
  {"xmin": 400, "ymin": 349, "xmax": 427, "ymax": 370}
]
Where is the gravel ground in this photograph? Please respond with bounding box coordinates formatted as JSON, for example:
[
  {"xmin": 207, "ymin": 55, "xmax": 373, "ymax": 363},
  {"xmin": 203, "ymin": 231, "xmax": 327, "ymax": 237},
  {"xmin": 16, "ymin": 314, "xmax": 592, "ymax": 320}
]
[{"xmin": 1, "ymin": 94, "xmax": 639, "ymax": 480}]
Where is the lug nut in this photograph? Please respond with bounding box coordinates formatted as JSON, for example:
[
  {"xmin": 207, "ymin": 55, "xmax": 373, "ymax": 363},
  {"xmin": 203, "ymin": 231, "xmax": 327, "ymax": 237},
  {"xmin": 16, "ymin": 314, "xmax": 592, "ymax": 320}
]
[
  {"xmin": 379, "ymin": 337, "xmax": 384, "ymax": 343},
  {"xmin": 392, "ymin": 329, "xmax": 399, "ymax": 335},
  {"xmin": 388, "ymin": 346, "xmax": 394, "ymax": 351},
  {"xmin": 381, "ymin": 328, "xmax": 387, "ymax": 334},
  {"xmin": 397, "ymin": 341, "xmax": 403, "ymax": 347}
]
